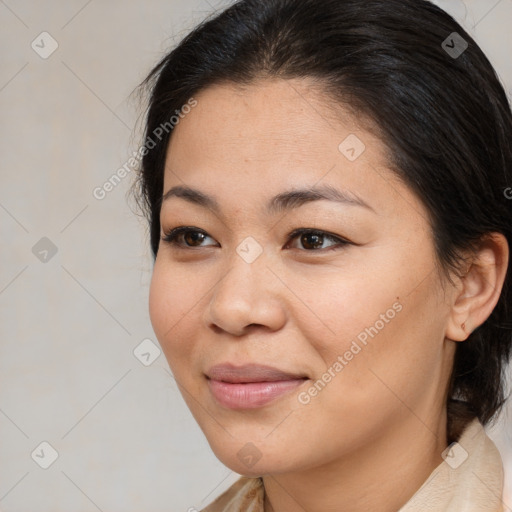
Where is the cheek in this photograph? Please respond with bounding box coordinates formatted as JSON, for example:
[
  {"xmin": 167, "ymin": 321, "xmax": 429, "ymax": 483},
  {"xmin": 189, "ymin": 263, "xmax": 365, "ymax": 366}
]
[
  {"xmin": 295, "ymin": 244, "xmax": 444, "ymax": 396},
  {"xmin": 148, "ymin": 258, "xmax": 203, "ymax": 366},
  {"xmin": 312, "ymin": 273, "xmax": 446, "ymax": 418},
  {"xmin": 289, "ymin": 266, "xmax": 402, "ymax": 363}
]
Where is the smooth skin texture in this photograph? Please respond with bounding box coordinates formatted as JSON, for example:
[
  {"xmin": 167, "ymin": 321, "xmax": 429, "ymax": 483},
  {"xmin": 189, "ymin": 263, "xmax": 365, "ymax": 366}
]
[{"xmin": 149, "ymin": 79, "xmax": 509, "ymax": 512}]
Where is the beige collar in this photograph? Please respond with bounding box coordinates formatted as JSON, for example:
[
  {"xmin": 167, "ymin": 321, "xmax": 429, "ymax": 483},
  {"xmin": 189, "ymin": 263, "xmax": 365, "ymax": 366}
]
[{"xmin": 202, "ymin": 418, "xmax": 504, "ymax": 512}]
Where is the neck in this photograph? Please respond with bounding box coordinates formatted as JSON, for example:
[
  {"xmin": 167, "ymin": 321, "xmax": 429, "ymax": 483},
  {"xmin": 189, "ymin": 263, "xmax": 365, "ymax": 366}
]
[{"xmin": 262, "ymin": 411, "xmax": 448, "ymax": 512}]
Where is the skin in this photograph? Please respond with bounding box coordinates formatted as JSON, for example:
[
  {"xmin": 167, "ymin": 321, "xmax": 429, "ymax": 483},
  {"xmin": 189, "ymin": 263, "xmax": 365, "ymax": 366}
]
[{"xmin": 149, "ymin": 79, "xmax": 509, "ymax": 512}]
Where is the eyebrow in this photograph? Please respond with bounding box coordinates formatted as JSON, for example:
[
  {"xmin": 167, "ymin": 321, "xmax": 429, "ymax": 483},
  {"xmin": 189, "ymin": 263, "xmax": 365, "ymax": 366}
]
[{"xmin": 161, "ymin": 184, "xmax": 376, "ymax": 215}]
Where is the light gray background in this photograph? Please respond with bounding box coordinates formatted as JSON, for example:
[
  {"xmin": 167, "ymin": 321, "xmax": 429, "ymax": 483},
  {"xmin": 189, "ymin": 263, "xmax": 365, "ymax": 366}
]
[{"xmin": 1, "ymin": 1, "xmax": 511, "ymax": 510}]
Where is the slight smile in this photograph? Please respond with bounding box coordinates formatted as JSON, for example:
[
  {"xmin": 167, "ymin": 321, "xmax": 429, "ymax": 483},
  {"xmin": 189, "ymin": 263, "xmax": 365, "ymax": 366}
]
[{"xmin": 205, "ymin": 363, "xmax": 310, "ymax": 409}]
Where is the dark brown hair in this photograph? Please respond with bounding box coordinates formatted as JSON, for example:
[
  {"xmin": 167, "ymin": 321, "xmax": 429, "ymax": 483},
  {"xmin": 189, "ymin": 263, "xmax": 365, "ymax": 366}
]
[{"xmin": 133, "ymin": 0, "xmax": 512, "ymax": 440}]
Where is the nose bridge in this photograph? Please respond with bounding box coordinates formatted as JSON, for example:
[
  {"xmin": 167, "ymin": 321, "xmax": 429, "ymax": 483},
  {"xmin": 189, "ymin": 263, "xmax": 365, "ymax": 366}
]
[
  {"xmin": 221, "ymin": 234, "xmax": 270, "ymax": 295},
  {"xmin": 206, "ymin": 238, "xmax": 286, "ymax": 334}
]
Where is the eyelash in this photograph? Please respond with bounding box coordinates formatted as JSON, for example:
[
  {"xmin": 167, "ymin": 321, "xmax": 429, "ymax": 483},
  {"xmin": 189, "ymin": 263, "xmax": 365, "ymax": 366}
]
[{"xmin": 160, "ymin": 226, "xmax": 350, "ymax": 252}]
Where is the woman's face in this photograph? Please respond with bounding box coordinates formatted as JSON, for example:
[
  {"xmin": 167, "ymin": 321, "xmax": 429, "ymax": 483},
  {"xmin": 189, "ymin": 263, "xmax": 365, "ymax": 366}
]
[{"xmin": 149, "ymin": 79, "xmax": 457, "ymax": 475}]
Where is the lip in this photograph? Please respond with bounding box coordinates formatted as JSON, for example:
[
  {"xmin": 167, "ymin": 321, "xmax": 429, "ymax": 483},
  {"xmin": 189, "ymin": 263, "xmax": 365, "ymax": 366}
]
[{"xmin": 205, "ymin": 363, "xmax": 309, "ymax": 409}]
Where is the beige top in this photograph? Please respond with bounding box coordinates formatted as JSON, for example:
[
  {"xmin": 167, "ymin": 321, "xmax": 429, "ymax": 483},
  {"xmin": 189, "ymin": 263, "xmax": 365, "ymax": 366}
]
[{"xmin": 201, "ymin": 418, "xmax": 505, "ymax": 511}]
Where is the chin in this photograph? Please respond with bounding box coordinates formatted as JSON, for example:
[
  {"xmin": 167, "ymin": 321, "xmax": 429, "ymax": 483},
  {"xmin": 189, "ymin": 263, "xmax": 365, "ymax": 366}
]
[
  {"xmin": 205, "ymin": 435, "xmax": 303, "ymax": 477},
  {"xmin": 213, "ymin": 453, "xmax": 278, "ymax": 477}
]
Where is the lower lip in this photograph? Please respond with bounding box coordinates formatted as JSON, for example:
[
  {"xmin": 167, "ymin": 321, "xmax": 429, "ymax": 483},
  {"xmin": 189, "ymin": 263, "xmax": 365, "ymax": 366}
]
[{"xmin": 207, "ymin": 378, "xmax": 307, "ymax": 409}]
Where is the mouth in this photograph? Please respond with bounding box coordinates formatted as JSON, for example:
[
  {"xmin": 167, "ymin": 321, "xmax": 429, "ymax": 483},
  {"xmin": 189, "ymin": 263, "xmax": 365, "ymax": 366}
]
[{"xmin": 205, "ymin": 363, "xmax": 309, "ymax": 409}]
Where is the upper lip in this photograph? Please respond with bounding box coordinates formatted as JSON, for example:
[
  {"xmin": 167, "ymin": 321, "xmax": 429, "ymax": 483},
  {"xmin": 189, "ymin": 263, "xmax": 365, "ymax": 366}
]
[{"xmin": 205, "ymin": 363, "xmax": 308, "ymax": 383}]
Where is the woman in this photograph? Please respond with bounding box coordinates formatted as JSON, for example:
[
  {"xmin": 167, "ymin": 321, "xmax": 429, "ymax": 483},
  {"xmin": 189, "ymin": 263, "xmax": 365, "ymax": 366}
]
[{"xmin": 133, "ymin": 0, "xmax": 512, "ymax": 510}]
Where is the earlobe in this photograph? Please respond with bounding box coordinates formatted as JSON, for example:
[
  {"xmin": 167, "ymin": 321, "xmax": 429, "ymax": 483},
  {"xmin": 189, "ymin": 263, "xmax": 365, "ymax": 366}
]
[{"xmin": 445, "ymin": 233, "xmax": 509, "ymax": 343}]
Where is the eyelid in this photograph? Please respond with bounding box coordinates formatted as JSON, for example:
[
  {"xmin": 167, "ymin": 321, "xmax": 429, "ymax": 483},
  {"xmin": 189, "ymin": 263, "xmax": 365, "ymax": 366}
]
[
  {"xmin": 161, "ymin": 226, "xmax": 218, "ymax": 247},
  {"xmin": 160, "ymin": 226, "xmax": 351, "ymax": 251},
  {"xmin": 285, "ymin": 228, "xmax": 351, "ymax": 248}
]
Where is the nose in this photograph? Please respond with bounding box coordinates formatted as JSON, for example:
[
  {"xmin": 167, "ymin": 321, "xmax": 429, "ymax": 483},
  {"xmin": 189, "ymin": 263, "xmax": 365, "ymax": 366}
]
[{"xmin": 204, "ymin": 250, "xmax": 287, "ymax": 336}]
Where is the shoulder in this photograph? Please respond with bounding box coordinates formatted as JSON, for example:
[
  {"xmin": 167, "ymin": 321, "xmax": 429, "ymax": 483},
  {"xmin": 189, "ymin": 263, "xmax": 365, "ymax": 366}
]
[
  {"xmin": 201, "ymin": 477, "xmax": 264, "ymax": 512},
  {"xmin": 400, "ymin": 417, "xmax": 504, "ymax": 511}
]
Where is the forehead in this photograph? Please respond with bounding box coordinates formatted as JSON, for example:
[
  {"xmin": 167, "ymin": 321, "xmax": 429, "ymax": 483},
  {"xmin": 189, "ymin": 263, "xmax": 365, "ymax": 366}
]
[
  {"xmin": 162, "ymin": 79, "xmax": 424, "ymax": 222},
  {"xmin": 168, "ymin": 78, "xmax": 370, "ymax": 157}
]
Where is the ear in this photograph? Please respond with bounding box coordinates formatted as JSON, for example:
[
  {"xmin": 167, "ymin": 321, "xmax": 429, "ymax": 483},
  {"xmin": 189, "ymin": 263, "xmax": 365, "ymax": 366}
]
[{"xmin": 445, "ymin": 232, "xmax": 509, "ymax": 342}]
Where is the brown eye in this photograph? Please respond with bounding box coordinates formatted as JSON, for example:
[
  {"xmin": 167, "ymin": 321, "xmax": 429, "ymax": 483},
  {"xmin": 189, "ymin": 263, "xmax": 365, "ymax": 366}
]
[
  {"xmin": 161, "ymin": 227, "xmax": 218, "ymax": 248},
  {"xmin": 301, "ymin": 232, "xmax": 325, "ymax": 250},
  {"xmin": 286, "ymin": 229, "xmax": 350, "ymax": 251},
  {"xmin": 183, "ymin": 231, "xmax": 206, "ymax": 246}
]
